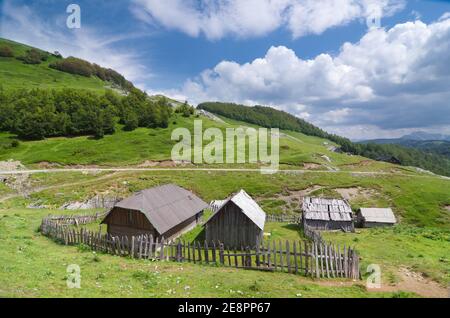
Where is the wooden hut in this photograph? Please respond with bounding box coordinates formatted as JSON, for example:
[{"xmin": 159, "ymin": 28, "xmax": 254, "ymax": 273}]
[
  {"xmin": 356, "ymin": 208, "xmax": 396, "ymax": 228},
  {"xmin": 205, "ymin": 190, "xmax": 266, "ymax": 248},
  {"xmin": 302, "ymin": 197, "xmax": 354, "ymax": 232},
  {"xmin": 101, "ymin": 184, "xmax": 208, "ymax": 240}
]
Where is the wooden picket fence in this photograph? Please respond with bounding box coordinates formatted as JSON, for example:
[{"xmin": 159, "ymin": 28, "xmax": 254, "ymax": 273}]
[
  {"xmin": 45, "ymin": 212, "xmax": 107, "ymax": 226},
  {"xmin": 266, "ymin": 214, "xmax": 302, "ymax": 224},
  {"xmin": 40, "ymin": 215, "xmax": 360, "ymax": 280}
]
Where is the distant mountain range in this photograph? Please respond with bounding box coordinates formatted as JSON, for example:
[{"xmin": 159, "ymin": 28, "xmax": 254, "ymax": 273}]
[{"xmin": 360, "ymin": 132, "xmax": 450, "ymax": 159}]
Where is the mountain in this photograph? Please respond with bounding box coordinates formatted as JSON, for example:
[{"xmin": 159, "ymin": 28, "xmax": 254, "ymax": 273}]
[
  {"xmin": 401, "ymin": 132, "xmax": 450, "ymax": 141},
  {"xmin": 0, "ymin": 38, "xmax": 132, "ymax": 92},
  {"xmin": 360, "ymin": 133, "xmax": 450, "ymax": 159},
  {"xmin": 198, "ymin": 102, "xmax": 450, "ymax": 176}
]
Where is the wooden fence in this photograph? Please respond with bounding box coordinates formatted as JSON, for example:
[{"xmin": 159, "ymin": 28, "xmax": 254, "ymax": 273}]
[
  {"xmin": 266, "ymin": 214, "xmax": 302, "ymax": 224},
  {"xmin": 40, "ymin": 215, "xmax": 360, "ymax": 280}
]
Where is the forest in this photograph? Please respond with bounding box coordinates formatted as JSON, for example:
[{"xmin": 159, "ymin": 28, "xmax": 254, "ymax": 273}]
[
  {"xmin": 0, "ymin": 87, "xmax": 172, "ymax": 140},
  {"xmin": 198, "ymin": 102, "xmax": 450, "ymax": 176}
]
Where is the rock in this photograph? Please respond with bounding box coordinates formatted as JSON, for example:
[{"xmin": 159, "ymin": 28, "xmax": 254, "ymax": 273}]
[{"xmin": 60, "ymin": 195, "xmax": 122, "ymax": 210}]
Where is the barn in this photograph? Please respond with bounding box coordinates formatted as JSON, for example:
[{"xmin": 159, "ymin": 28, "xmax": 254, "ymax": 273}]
[
  {"xmin": 205, "ymin": 190, "xmax": 266, "ymax": 248},
  {"xmin": 101, "ymin": 184, "xmax": 208, "ymax": 240},
  {"xmin": 356, "ymin": 208, "xmax": 397, "ymax": 228},
  {"xmin": 302, "ymin": 197, "xmax": 354, "ymax": 232}
]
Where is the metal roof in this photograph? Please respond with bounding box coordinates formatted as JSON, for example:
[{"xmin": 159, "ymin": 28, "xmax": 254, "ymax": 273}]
[
  {"xmin": 105, "ymin": 184, "xmax": 208, "ymax": 235},
  {"xmin": 359, "ymin": 208, "xmax": 396, "ymax": 224},
  {"xmin": 207, "ymin": 190, "xmax": 266, "ymax": 230},
  {"xmin": 302, "ymin": 197, "xmax": 353, "ymax": 221}
]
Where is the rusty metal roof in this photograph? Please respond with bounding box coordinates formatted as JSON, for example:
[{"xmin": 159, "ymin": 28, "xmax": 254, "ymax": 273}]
[{"xmin": 108, "ymin": 184, "xmax": 208, "ymax": 235}]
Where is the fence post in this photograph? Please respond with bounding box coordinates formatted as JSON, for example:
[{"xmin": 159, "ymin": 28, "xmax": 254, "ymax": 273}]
[{"xmin": 219, "ymin": 243, "xmax": 224, "ymax": 265}]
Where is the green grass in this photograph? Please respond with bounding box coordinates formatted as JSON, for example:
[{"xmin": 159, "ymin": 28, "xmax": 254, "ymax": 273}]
[
  {"xmin": 0, "ymin": 208, "xmax": 417, "ymax": 298},
  {"xmin": 323, "ymin": 226, "xmax": 450, "ymax": 285},
  {"xmin": 0, "ymin": 38, "xmax": 110, "ymax": 92},
  {"xmin": 6, "ymin": 170, "xmax": 446, "ymax": 227}
]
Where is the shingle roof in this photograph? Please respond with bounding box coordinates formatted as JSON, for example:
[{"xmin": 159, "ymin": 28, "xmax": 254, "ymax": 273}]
[
  {"xmin": 359, "ymin": 208, "xmax": 396, "ymax": 224},
  {"xmin": 105, "ymin": 184, "xmax": 208, "ymax": 235},
  {"xmin": 302, "ymin": 197, "xmax": 353, "ymax": 222},
  {"xmin": 207, "ymin": 190, "xmax": 266, "ymax": 230}
]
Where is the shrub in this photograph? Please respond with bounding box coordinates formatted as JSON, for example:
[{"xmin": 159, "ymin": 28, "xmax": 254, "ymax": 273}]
[
  {"xmin": 50, "ymin": 57, "xmax": 94, "ymax": 77},
  {"xmin": 17, "ymin": 49, "xmax": 48, "ymax": 64},
  {"xmin": 0, "ymin": 46, "xmax": 14, "ymax": 57}
]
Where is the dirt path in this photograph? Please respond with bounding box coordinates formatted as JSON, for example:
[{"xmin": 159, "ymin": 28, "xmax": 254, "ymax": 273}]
[
  {"xmin": 367, "ymin": 267, "xmax": 448, "ymax": 298},
  {"xmin": 0, "ymin": 171, "xmax": 122, "ymax": 204}
]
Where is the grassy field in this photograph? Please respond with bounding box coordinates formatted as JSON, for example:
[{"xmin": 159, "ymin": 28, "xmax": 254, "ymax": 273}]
[
  {"xmin": 4, "ymin": 170, "xmax": 446, "ymax": 228},
  {"xmin": 323, "ymin": 226, "xmax": 450, "ymax": 286},
  {"xmin": 0, "ymin": 38, "xmax": 110, "ymax": 92},
  {"xmin": 0, "ymin": 208, "xmax": 419, "ymax": 298}
]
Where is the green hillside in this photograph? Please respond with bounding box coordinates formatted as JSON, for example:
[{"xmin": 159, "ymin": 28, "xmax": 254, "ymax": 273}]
[
  {"xmin": 0, "ymin": 38, "xmax": 118, "ymax": 92},
  {"xmin": 198, "ymin": 102, "xmax": 450, "ymax": 176},
  {"xmin": 0, "ymin": 39, "xmax": 449, "ymax": 298}
]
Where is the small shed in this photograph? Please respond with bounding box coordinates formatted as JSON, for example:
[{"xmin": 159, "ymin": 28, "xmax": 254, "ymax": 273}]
[
  {"xmin": 205, "ymin": 190, "xmax": 266, "ymax": 248},
  {"xmin": 357, "ymin": 208, "xmax": 396, "ymax": 228},
  {"xmin": 101, "ymin": 184, "xmax": 208, "ymax": 240},
  {"xmin": 302, "ymin": 197, "xmax": 354, "ymax": 232}
]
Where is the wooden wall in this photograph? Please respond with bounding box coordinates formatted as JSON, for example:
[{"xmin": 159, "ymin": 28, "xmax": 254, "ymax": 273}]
[
  {"xmin": 104, "ymin": 207, "xmax": 204, "ymax": 240},
  {"xmin": 303, "ymin": 218, "xmax": 354, "ymax": 232},
  {"xmin": 205, "ymin": 201, "xmax": 263, "ymax": 248},
  {"xmin": 104, "ymin": 207, "xmax": 157, "ymax": 238}
]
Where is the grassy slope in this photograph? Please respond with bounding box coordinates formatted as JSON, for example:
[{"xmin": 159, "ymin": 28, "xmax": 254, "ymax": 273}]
[
  {"xmin": 323, "ymin": 226, "xmax": 450, "ymax": 285},
  {"xmin": 0, "ymin": 38, "xmax": 109, "ymax": 92},
  {"xmin": 0, "ymin": 208, "xmax": 415, "ymax": 298}
]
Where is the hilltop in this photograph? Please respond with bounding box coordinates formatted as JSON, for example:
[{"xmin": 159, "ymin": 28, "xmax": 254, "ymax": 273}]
[{"xmin": 0, "ymin": 38, "xmax": 131, "ymax": 92}]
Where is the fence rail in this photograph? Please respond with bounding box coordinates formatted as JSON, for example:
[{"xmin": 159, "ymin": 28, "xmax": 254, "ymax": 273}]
[{"xmin": 40, "ymin": 214, "xmax": 360, "ymax": 280}]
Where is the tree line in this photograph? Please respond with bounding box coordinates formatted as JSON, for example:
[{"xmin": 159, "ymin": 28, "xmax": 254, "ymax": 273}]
[
  {"xmin": 0, "ymin": 44, "xmax": 133, "ymax": 92},
  {"xmin": 198, "ymin": 102, "xmax": 450, "ymax": 176},
  {"xmin": 0, "ymin": 88, "xmax": 172, "ymax": 140}
]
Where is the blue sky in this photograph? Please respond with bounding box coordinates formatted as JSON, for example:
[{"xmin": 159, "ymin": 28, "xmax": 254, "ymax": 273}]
[{"xmin": 1, "ymin": 0, "xmax": 450, "ymax": 139}]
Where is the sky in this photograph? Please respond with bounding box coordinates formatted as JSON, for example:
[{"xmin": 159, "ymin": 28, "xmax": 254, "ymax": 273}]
[{"xmin": 1, "ymin": 0, "xmax": 450, "ymax": 140}]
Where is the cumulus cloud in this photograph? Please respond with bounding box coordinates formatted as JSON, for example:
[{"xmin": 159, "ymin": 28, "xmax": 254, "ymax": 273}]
[
  {"xmin": 167, "ymin": 17, "xmax": 450, "ymax": 139},
  {"xmin": 0, "ymin": 0, "xmax": 150, "ymax": 87},
  {"xmin": 131, "ymin": 0, "xmax": 405, "ymax": 40}
]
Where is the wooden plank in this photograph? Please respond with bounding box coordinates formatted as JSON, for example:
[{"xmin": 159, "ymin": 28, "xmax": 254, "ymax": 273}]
[
  {"xmin": 324, "ymin": 243, "xmax": 330, "ymax": 279},
  {"xmin": 286, "ymin": 241, "xmax": 291, "ymax": 273},
  {"xmin": 329, "ymin": 245, "xmax": 335, "ymax": 278},
  {"xmin": 212, "ymin": 242, "xmax": 217, "ymax": 264},
  {"xmin": 204, "ymin": 241, "xmax": 209, "ymax": 264},
  {"xmin": 187, "ymin": 242, "xmax": 191, "ymax": 262},
  {"xmin": 160, "ymin": 238, "xmax": 165, "ymax": 261},
  {"xmin": 343, "ymin": 245, "xmax": 348, "ymax": 278},
  {"xmin": 314, "ymin": 242, "xmax": 320, "ymax": 279},
  {"xmin": 279, "ymin": 241, "xmax": 283, "ymax": 272},
  {"xmin": 197, "ymin": 241, "xmax": 202, "ymax": 263},
  {"xmin": 304, "ymin": 241, "xmax": 309, "ymax": 276},
  {"xmin": 234, "ymin": 248, "xmax": 238, "ymax": 268},
  {"xmin": 267, "ymin": 241, "xmax": 272, "ymax": 269},
  {"xmin": 273, "ymin": 241, "xmax": 277, "ymax": 270},
  {"xmin": 219, "ymin": 243, "xmax": 224, "ymax": 265},
  {"xmin": 293, "ymin": 241, "xmax": 298, "ymax": 274},
  {"xmin": 149, "ymin": 235, "xmax": 154, "ymax": 259}
]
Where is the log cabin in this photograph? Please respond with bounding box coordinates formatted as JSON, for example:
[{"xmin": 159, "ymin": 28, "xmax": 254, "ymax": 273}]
[{"xmin": 101, "ymin": 184, "xmax": 208, "ymax": 240}]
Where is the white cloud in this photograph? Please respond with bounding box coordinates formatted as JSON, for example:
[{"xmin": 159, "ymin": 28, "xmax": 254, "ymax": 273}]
[
  {"xmin": 131, "ymin": 0, "xmax": 405, "ymax": 40},
  {"xmin": 167, "ymin": 17, "xmax": 450, "ymax": 139},
  {"xmin": 0, "ymin": 0, "xmax": 150, "ymax": 88}
]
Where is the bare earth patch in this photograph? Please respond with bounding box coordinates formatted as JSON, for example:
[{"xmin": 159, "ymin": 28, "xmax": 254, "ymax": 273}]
[
  {"xmin": 303, "ymin": 163, "xmax": 323, "ymax": 170},
  {"xmin": 444, "ymin": 205, "xmax": 450, "ymax": 212},
  {"xmin": 334, "ymin": 187, "xmax": 378, "ymax": 201},
  {"xmin": 368, "ymin": 267, "xmax": 448, "ymax": 298},
  {"xmin": 138, "ymin": 160, "xmax": 192, "ymax": 168}
]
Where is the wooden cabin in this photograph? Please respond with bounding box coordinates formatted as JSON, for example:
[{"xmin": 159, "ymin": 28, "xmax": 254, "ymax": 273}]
[
  {"xmin": 205, "ymin": 190, "xmax": 266, "ymax": 248},
  {"xmin": 302, "ymin": 197, "xmax": 354, "ymax": 232},
  {"xmin": 356, "ymin": 208, "xmax": 396, "ymax": 228},
  {"xmin": 101, "ymin": 184, "xmax": 208, "ymax": 240}
]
